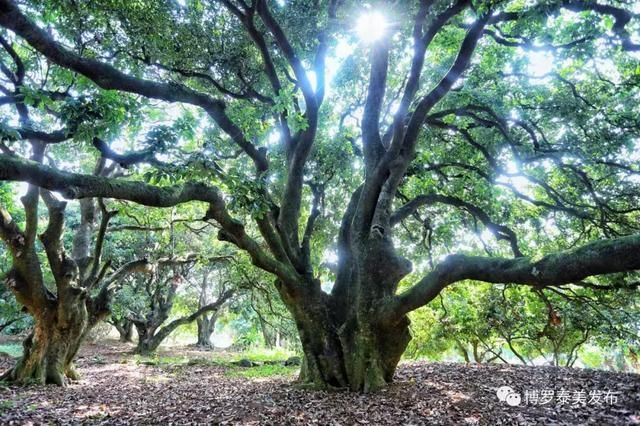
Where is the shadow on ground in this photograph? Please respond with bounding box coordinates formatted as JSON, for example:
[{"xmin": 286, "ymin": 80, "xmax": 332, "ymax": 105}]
[{"xmin": 1, "ymin": 339, "xmax": 639, "ymax": 425}]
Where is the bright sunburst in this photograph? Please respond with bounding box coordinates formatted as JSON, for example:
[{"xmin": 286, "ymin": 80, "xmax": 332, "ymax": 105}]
[{"xmin": 356, "ymin": 11, "xmax": 387, "ymax": 43}]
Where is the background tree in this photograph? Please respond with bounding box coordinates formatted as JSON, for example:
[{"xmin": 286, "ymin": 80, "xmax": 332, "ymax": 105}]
[
  {"xmin": 0, "ymin": 199, "xmax": 30, "ymax": 336},
  {"xmin": 191, "ymin": 263, "xmax": 234, "ymax": 348},
  {"xmin": 0, "ymin": 264, "xmax": 30, "ymax": 336},
  {"xmin": 126, "ymin": 257, "xmax": 234, "ymax": 354},
  {"xmin": 109, "ymin": 305, "xmax": 135, "ymax": 342},
  {"xmin": 0, "ymin": 29, "xmax": 199, "ymax": 382},
  {"xmin": 1, "ymin": 0, "xmax": 639, "ymax": 391},
  {"xmin": 102, "ymin": 204, "xmax": 238, "ymax": 353},
  {"xmin": 220, "ymin": 264, "xmax": 299, "ymax": 350},
  {"xmin": 407, "ymin": 282, "xmax": 640, "ymax": 367}
]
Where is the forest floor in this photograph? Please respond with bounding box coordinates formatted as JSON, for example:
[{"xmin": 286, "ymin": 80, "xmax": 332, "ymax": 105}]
[{"xmin": 0, "ymin": 338, "xmax": 639, "ymax": 425}]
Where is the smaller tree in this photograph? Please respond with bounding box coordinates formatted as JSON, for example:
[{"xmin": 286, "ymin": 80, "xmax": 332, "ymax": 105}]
[
  {"xmin": 0, "ymin": 283, "xmax": 30, "ymax": 334},
  {"xmin": 108, "ymin": 283, "xmax": 137, "ymax": 343},
  {"xmin": 194, "ymin": 266, "xmax": 229, "ymax": 347},
  {"xmin": 407, "ymin": 282, "xmax": 640, "ymax": 368},
  {"xmin": 215, "ymin": 264, "xmax": 299, "ymax": 351},
  {"xmin": 112, "ymin": 317, "xmax": 134, "ymax": 343},
  {"xmin": 241, "ymin": 280, "xmax": 299, "ymax": 350},
  {"xmin": 126, "ymin": 258, "xmax": 234, "ymax": 354}
]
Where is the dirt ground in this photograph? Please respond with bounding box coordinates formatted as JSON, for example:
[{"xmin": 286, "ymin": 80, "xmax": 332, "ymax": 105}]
[{"xmin": 0, "ymin": 339, "xmax": 639, "ymax": 425}]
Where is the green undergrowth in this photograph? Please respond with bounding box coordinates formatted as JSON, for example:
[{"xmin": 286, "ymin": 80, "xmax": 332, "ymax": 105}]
[
  {"xmin": 213, "ymin": 347, "xmax": 296, "ymax": 364},
  {"xmin": 128, "ymin": 348, "xmax": 300, "ymax": 379},
  {"xmin": 225, "ymin": 363, "xmax": 298, "ymax": 379},
  {"xmin": 0, "ymin": 343, "xmax": 22, "ymax": 358},
  {"xmin": 0, "ymin": 399, "xmax": 15, "ymax": 413}
]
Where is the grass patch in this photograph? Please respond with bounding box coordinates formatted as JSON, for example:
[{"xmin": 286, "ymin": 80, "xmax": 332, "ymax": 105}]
[
  {"xmin": 226, "ymin": 364, "xmax": 298, "ymax": 379},
  {"xmin": 132, "ymin": 354, "xmax": 220, "ymax": 368},
  {"xmin": 130, "ymin": 348, "xmax": 301, "ymax": 378},
  {"xmin": 211, "ymin": 347, "xmax": 297, "ymax": 364},
  {"xmin": 0, "ymin": 400, "xmax": 15, "ymax": 412},
  {"xmin": 132, "ymin": 354, "xmax": 191, "ymax": 366},
  {"xmin": 0, "ymin": 343, "xmax": 22, "ymax": 358}
]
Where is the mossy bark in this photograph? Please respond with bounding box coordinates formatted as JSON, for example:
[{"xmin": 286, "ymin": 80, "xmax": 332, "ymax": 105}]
[
  {"xmin": 295, "ymin": 312, "xmax": 410, "ymax": 392},
  {"xmin": 133, "ymin": 323, "xmax": 158, "ymax": 355},
  {"xmin": 280, "ymin": 269, "xmax": 411, "ymax": 392},
  {"xmin": 2, "ymin": 301, "xmax": 89, "ymax": 386}
]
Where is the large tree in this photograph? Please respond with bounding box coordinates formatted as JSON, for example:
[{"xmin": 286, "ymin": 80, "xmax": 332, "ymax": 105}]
[
  {"xmin": 0, "ymin": 182, "xmax": 153, "ymax": 384},
  {"xmin": 1, "ymin": 0, "xmax": 639, "ymax": 391}
]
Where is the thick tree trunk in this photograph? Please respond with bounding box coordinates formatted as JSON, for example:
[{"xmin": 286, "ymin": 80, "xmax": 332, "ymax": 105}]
[
  {"xmin": 114, "ymin": 319, "xmax": 134, "ymax": 343},
  {"xmin": 1, "ymin": 300, "xmax": 88, "ymax": 386},
  {"xmin": 135, "ymin": 339, "xmax": 159, "ymax": 355},
  {"xmin": 196, "ymin": 314, "xmax": 217, "ymax": 348},
  {"xmin": 293, "ymin": 307, "xmax": 411, "ymax": 392},
  {"xmin": 133, "ymin": 323, "xmax": 158, "ymax": 355},
  {"xmin": 274, "ymin": 230, "xmax": 415, "ymax": 392},
  {"xmin": 196, "ymin": 314, "xmax": 216, "ymax": 347},
  {"xmin": 278, "ymin": 275, "xmax": 411, "ymax": 392},
  {"xmin": 196, "ymin": 319, "xmax": 210, "ymax": 347}
]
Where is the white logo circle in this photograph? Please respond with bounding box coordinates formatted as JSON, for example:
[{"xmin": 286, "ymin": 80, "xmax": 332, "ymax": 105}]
[
  {"xmin": 506, "ymin": 393, "xmax": 522, "ymax": 406},
  {"xmin": 496, "ymin": 386, "xmax": 515, "ymax": 402}
]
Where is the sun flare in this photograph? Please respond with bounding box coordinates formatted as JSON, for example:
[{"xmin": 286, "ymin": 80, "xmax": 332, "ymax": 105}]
[{"xmin": 356, "ymin": 11, "xmax": 387, "ymax": 43}]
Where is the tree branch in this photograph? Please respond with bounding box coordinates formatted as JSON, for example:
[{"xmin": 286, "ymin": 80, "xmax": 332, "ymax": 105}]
[
  {"xmin": 362, "ymin": 39, "xmax": 389, "ymax": 173},
  {"xmin": 402, "ymin": 13, "xmax": 490, "ymax": 153},
  {"xmin": 39, "ymin": 190, "xmax": 70, "ymax": 288},
  {"xmin": 92, "ymin": 137, "xmax": 160, "ymax": 168},
  {"xmin": 255, "ymin": 0, "xmax": 316, "ymax": 110},
  {"xmin": 0, "ymin": 205, "xmax": 46, "ymax": 309},
  {"xmin": 0, "ymin": 0, "xmax": 268, "ymax": 172},
  {"xmin": 147, "ymin": 289, "xmax": 234, "ymax": 348},
  {"xmin": 85, "ymin": 198, "xmax": 118, "ymax": 286},
  {"xmin": 386, "ymin": 0, "xmax": 470, "ymax": 153},
  {"xmin": 388, "ymin": 233, "xmax": 640, "ymax": 319},
  {"xmin": 0, "ymin": 153, "xmax": 297, "ymax": 284},
  {"xmin": 358, "ymin": 13, "xmax": 489, "ymax": 238},
  {"xmin": 390, "ymin": 193, "xmax": 523, "ymax": 257}
]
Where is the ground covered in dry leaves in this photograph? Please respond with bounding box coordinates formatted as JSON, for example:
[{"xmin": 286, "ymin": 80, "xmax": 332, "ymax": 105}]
[{"xmin": 1, "ymin": 340, "xmax": 639, "ymax": 425}]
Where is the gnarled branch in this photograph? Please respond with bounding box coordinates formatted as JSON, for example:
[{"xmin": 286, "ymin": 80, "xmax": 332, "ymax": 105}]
[{"xmin": 388, "ymin": 233, "xmax": 640, "ymax": 319}]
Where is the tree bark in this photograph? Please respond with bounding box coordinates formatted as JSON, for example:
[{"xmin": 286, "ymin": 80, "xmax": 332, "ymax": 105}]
[
  {"xmin": 113, "ymin": 318, "xmax": 134, "ymax": 343},
  {"xmin": 278, "ymin": 241, "xmax": 412, "ymax": 393},
  {"xmin": 1, "ymin": 291, "xmax": 89, "ymax": 386},
  {"xmin": 132, "ymin": 322, "xmax": 158, "ymax": 355},
  {"xmin": 196, "ymin": 314, "xmax": 216, "ymax": 347},
  {"xmin": 291, "ymin": 300, "xmax": 411, "ymax": 392}
]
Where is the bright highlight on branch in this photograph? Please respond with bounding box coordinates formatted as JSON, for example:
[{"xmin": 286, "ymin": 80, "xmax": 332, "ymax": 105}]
[{"xmin": 356, "ymin": 11, "xmax": 387, "ymax": 43}]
